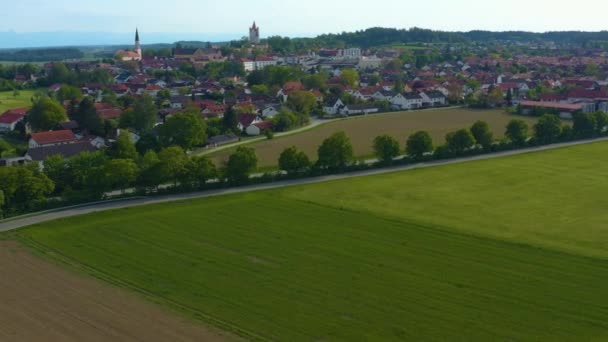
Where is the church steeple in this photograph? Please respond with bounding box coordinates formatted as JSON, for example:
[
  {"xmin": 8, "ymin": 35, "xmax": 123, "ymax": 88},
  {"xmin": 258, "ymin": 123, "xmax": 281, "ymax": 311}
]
[{"xmin": 134, "ymin": 28, "xmax": 142, "ymax": 59}]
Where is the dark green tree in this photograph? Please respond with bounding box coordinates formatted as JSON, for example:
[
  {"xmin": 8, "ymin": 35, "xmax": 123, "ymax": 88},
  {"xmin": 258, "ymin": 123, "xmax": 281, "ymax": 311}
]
[
  {"xmin": 133, "ymin": 94, "xmax": 158, "ymax": 132},
  {"xmin": 178, "ymin": 156, "xmax": 217, "ymax": 189},
  {"xmin": 317, "ymin": 132, "xmax": 354, "ymax": 170},
  {"xmin": 278, "ymin": 146, "xmax": 311, "ymax": 174},
  {"xmin": 159, "ymin": 109, "xmax": 207, "ymax": 150},
  {"xmin": 27, "ymin": 96, "xmax": 68, "ymax": 131},
  {"xmin": 470, "ymin": 120, "xmax": 494, "ymax": 149},
  {"xmin": 572, "ymin": 112, "xmax": 598, "ymax": 139},
  {"xmin": 406, "ymin": 131, "xmax": 434, "ymax": 159},
  {"xmin": 158, "ymin": 146, "xmax": 188, "ymax": 187},
  {"xmin": 225, "ymin": 146, "xmax": 258, "ymax": 184},
  {"xmin": 373, "ymin": 134, "xmax": 400, "ymax": 164},
  {"xmin": 109, "ymin": 133, "xmax": 138, "ymax": 160},
  {"xmin": 534, "ymin": 114, "xmax": 562, "ymax": 144},
  {"xmin": 505, "ymin": 119, "xmax": 529, "ymax": 145},
  {"xmin": 446, "ymin": 129, "xmax": 476, "ymax": 153}
]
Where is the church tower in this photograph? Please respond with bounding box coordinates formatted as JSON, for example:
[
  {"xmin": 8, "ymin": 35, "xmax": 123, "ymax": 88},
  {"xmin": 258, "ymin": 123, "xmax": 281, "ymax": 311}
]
[
  {"xmin": 135, "ymin": 28, "xmax": 142, "ymax": 58},
  {"xmin": 249, "ymin": 22, "xmax": 260, "ymax": 44}
]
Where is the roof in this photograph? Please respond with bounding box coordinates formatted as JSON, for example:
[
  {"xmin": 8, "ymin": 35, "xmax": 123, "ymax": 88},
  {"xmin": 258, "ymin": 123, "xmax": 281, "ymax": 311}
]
[
  {"xmin": 27, "ymin": 141, "xmax": 96, "ymax": 161},
  {"xmin": 253, "ymin": 121, "xmax": 274, "ymax": 130},
  {"xmin": 520, "ymin": 101, "xmax": 583, "ymax": 111},
  {"xmin": 58, "ymin": 121, "xmax": 79, "ymax": 130},
  {"xmin": 30, "ymin": 130, "xmax": 77, "ymax": 145},
  {"xmin": 3, "ymin": 108, "xmax": 28, "ymax": 116},
  {"xmin": 207, "ymin": 134, "xmax": 239, "ymax": 145},
  {"xmin": 0, "ymin": 112, "xmax": 26, "ymax": 125},
  {"xmin": 238, "ymin": 113, "xmax": 257, "ymax": 127},
  {"xmin": 98, "ymin": 108, "xmax": 123, "ymax": 120}
]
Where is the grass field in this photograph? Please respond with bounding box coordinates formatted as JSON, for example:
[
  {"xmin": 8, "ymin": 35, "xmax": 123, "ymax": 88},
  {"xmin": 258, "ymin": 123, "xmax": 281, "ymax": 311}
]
[
  {"xmin": 0, "ymin": 89, "xmax": 36, "ymax": 113},
  {"xmin": 210, "ymin": 108, "xmax": 539, "ymax": 168},
  {"xmin": 12, "ymin": 141, "xmax": 608, "ymax": 340}
]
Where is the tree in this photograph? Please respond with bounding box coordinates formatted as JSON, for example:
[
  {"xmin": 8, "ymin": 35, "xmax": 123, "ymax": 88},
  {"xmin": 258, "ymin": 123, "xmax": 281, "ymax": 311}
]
[
  {"xmin": 272, "ymin": 109, "xmax": 298, "ymax": 132},
  {"xmin": 585, "ymin": 62, "xmax": 600, "ymax": 77},
  {"xmin": 104, "ymin": 159, "xmax": 139, "ymax": 193},
  {"xmin": 179, "ymin": 156, "xmax": 217, "ymax": 189},
  {"xmin": 27, "ymin": 96, "xmax": 68, "ymax": 131},
  {"xmin": 373, "ymin": 135, "xmax": 400, "ymax": 164},
  {"xmin": 339, "ymin": 69, "xmax": 359, "ymax": 88},
  {"xmin": 470, "ymin": 120, "xmax": 493, "ymax": 149},
  {"xmin": 317, "ymin": 132, "xmax": 354, "ymax": 170},
  {"xmin": 158, "ymin": 146, "xmax": 188, "ymax": 187},
  {"xmin": 0, "ymin": 139, "xmax": 11, "ymax": 158},
  {"xmin": 286, "ymin": 91, "xmax": 317, "ymax": 115},
  {"xmin": 56, "ymin": 85, "xmax": 82, "ymax": 102},
  {"xmin": 222, "ymin": 107, "xmax": 239, "ymax": 133},
  {"xmin": 137, "ymin": 150, "xmax": 164, "ymax": 189},
  {"xmin": 487, "ymin": 87, "xmax": 505, "ymax": 107},
  {"xmin": 534, "ymin": 114, "xmax": 562, "ymax": 144},
  {"xmin": 109, "ymin": 133, "xmax": 138, "ymax": 160},
  {"xmin": 225, "ymin": 146, "xmax": 258, "ymax": 184},
  {"xmin": 0, "ymin": 165, "xmax": 54, "ymax": 214},
  {"xmin": 133, "ymin": 94, "xmax": 157, "ymax": 132},
  {"xmin": 446, "ymin": 129, "xmax": 475, "ymax": 153},
  {"xmin": 159, "ymin": 110, "xmax": 207, "ymax": 150},
  {"xmin": 43, "ymin": 154, "xmax": 69, "ymax": 193},
  {"xmin": 594, "ymin": 111, "xmax": 608, "ymax": 135},
  {"xmin": 505, "ymin": 119, "xmax": 528, "ymax": 145},
  {"xmin": 74, "ymin": 97, "xmax": 104, "ymax": 135},
  {"xmin": 47, "ymin": 62, "xmax": 73, "ymax": 84},
  {"xmin": 572, "ymin": 112, "xmax": 598, "ymax": 139},
  {"xmin": 406, "ymin": 131, "xmax": 433, "ymax": 159},
  {"xmin": 278, "ymin": 146, "xmax": 311, "ymax": 174}
]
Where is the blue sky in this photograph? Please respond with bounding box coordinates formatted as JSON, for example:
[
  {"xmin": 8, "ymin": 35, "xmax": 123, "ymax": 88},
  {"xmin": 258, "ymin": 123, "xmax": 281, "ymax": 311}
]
[{"xmin": 1, "ymin": 0, "xmax": 607, "ymax": 46}]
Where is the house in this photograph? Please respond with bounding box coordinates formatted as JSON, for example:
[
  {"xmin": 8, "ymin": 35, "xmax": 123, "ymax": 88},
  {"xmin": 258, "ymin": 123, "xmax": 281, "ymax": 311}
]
[
  {"xmin": 519, "ymin": 101, "xmax": 584, "ymax": 119},
  {"xmin": 237, "ymin": 113, "xmax": 261, "ymax": 131},
  {"xmin": 26, "ymin": 141, "xmax": 97, "ymax": 162},
  {"xmin": 261, "ymin": 105, "xmax": 280, "ymax": 119},
  {"xmin": 391, "ymin": 93, "xmax": 423, "ymax": 110},
  {"xmin": 207, "ymin": 134, "xmax": 239, "ymax": 146},
  {"xmin": 342, "ymin": 104, "xmax": 380, "ymax": 116},
  {"xmin": 372, "ymin": 90, "xmax": 397, "ymax": 101},
  {"xmin": 29, "ymin": 130, "xmax": 78, "ymax": 148},
  {"xmin": 0, "ymin": 108, "xmax": 27, "ymax": 132},
  {"xmin": 420, "ymin": 91, "xmax": 447, "ymax": 107},
  {"xmin": 323, "ymin": 98, "xmax": 346, "ymax": 115},
  {"xmin": 246, "ymin": 121, "xmax": 274, "ymax": 136}
]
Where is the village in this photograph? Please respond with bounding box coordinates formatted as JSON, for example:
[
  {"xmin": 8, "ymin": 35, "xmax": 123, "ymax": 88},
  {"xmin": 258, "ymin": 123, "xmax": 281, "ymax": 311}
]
[{"xmin": 0, "ymin": 23, "xmax": 607, "ymax": 169}]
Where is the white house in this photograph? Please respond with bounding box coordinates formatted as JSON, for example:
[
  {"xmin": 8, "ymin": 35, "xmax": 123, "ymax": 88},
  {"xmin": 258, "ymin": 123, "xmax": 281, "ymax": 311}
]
[
  {"xmin": 420, "ymin": 91, "xmax": 447, "ymax": 107},
  {"xmin": 391, "ymin": 93, "xmax": 423, "ymax": 110},
  {"xmin": 0, "ymin": 109, "xmax": 26, "ymax": 132},
  {"xmin": 342, "ymin": 104, "xmax": 380, "ymax": 116},
  {"xmin": 261, "ymin": 105, "xmax": 280, "ymax": 119},
  {"xmin": 323, "ymin": 98, "xmax": 346, "ymax": 115}
]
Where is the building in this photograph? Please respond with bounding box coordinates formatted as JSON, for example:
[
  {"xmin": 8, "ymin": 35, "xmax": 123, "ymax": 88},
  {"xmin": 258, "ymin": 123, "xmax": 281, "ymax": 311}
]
[
  {"xmin": 117, "ymin": 28, "xmax": 142, "ymax": 61},
  {"xmin": 28, "ymin": 130, "xmax": 78, "ymax": 148},
  {"xmin": 249, "ymin": 22, "xmax": 260, "ymax": 44},
  {"xmin": 0, "ymin": 108, "xmax": 27, "ymax": 132}
]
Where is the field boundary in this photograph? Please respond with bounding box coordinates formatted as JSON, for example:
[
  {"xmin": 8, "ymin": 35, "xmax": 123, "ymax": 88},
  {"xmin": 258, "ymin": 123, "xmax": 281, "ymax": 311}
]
[{"xmin": 2, "ymin": 136, "xmax": 608, "ymax": 233}]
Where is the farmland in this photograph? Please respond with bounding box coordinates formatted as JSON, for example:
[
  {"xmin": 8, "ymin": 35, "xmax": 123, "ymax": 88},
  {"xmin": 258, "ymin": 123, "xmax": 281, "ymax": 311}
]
[
  {"xmin": 209, "ymin": 108, "xmax": 539, "ymax": 168},
  {"xmin": 11, "ymin": 141, "xmax": 608, "ymax": 341},
  {"xmin": 0, "ymin": 89, "xmax": 35, "ymax": 113}
]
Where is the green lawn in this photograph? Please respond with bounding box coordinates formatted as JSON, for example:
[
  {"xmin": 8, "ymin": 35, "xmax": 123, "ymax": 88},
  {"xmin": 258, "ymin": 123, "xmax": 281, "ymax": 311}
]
[
  {"xmin": 0, "ymin": 89, "xmax": 36, "ymax": 113},
  {"xmin": 14, "ymin": 141, "xmax": 608, "ymax": 341}
]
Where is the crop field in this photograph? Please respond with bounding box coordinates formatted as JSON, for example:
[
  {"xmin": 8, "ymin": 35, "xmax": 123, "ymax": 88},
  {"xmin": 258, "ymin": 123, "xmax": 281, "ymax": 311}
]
[
  {"xmin": 210, "ymin": 108, "xmax": 539, "ymax": 168},
  {"xmin": 11, "ymin": 141, "xmax": 608, "ymax": 341},
  {"xmin": 0, "ymin": 89, "xmax": 36, "ymax": 113}
]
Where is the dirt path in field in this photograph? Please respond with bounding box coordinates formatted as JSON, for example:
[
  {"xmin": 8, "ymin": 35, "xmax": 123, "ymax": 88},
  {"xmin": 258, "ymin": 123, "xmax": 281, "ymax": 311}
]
[{"xmin": 0, "ymin": 241, "xmax": 232, "ymax": 342}]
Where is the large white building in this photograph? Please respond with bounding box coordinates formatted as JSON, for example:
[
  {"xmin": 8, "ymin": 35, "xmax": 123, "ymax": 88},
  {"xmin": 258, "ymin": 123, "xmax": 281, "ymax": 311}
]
[{"xmin": 117, "ymin": 28, "xmax": 143, "ymax": 61}]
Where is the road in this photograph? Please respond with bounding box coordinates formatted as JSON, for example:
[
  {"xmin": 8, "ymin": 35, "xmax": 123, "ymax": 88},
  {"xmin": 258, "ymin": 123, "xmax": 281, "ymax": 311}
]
[{"xmin": 2, "ymin": 137, "xmax": 607, "ymax": 232}]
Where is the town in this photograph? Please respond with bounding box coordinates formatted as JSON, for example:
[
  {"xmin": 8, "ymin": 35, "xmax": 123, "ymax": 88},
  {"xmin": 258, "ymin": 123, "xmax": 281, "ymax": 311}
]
[{"xmin": 0, "ymin": 24, "xmax": 607, "ymax": 215}]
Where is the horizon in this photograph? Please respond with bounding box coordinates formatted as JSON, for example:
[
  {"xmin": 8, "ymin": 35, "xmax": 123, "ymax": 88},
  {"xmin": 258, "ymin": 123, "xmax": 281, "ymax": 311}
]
[{"xmin": 1, "ymin": 0, "xmax": 608, "ymax": 48}]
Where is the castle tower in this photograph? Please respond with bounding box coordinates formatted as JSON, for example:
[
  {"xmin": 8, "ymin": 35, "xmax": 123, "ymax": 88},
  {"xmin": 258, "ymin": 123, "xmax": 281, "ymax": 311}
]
[
  {"xmin": 135, "ymin": 28, "xmax": 142, "ymax": 58},
  {"xmin": 249, "ymin": 22, "xmax": 260, "ymax": 44}
]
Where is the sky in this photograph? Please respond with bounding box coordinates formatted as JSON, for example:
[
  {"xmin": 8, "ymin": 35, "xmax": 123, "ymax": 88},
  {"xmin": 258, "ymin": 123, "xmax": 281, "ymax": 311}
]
[{"xmin": 1, "ymin": 0, "xmax": 608, "ymax": 47}]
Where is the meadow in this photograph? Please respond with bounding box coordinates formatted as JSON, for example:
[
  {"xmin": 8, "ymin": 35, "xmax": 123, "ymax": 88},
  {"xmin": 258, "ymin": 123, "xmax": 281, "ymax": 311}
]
[
  {"xmin": 13, "ymin": 141, "xmax": 608, "ymax": 341},
  {"xmin": 209, "ymin": 108, "xmax": 539, "ymax": 168},
  {"xmin": 0, "ymin": 89, "xmax": 36, "ymax": 113}
]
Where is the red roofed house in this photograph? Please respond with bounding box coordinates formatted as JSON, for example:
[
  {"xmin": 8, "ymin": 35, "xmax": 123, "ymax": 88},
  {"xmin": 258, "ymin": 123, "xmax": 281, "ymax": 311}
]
[
  {"xmin": 0, "ymin": 108, "xmax": 28, "ymax": 132},
  {"xmin": 237, "ymin": 113, "xmax": 261, "ymax": 131},
  {"xmin": 245, "ymin": 120, "xmax": 274, "ymax": 136},
  {"xmin": 520, "ymin": 101, "xmax": 584, "ymax": 119},
  {"xmin": 29, "ymin": 130, "xmax": 78, "ymax": 148}
]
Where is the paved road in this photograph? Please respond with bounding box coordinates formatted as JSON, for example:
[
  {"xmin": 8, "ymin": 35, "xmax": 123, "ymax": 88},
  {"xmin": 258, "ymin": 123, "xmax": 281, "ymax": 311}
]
[{"xmin": 2, "ymin": 137, "xmax": 607, "ymax": 232}]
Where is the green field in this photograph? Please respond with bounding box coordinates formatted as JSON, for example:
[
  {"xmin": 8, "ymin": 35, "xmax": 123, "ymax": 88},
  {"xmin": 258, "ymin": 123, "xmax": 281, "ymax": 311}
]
[
  {"xmin": 0, "ymin": 89, "xmax": 36, "ymax": 113},
  {"xmin": 14, "ymin": 142, "xmax": 608, "ymax": 341}
]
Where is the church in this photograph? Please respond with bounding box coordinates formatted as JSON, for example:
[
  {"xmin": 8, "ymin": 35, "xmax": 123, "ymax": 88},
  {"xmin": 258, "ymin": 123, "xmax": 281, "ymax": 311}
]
[
  {"xmin": 116, "ymin": 29, "xmax": 143, "ymax": 61},
  {"xmin": 249, "ymin": 22, "xmax": 260, "ymax": 44}
]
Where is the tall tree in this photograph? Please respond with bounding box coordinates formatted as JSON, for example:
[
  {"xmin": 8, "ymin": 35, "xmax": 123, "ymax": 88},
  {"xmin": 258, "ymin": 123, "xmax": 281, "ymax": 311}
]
[
  {"xmin": 572, "ymin": 112, "xmax": 598, "ymax": 139},
  {"xmin": 104, "ymin": 159, "xmax": 139, "ymax": 193},
  {"xmin": 339, "ymin": 69, "xmax": 360, "ymax": 88},
  {"xmin": 317, "ymin": 131, "xmax": 354, "ymax": 169},
  {"xmin": 406, "ymin": 131, "xmax": 434, "ymax": 159},
  {"xmin": 74, "ymin": 97, "xmax": 104, "ymax": 135},
  {"xmin": 109, "ymin": 133, "xmax": 138, "ymax": 160},
  {"xmin": 505, "ymin": 119, "xmax": 529, "ymax": 145},
  {"xmin": 159, "ymin": 109, "xmax": 207, "ymax": 150},
  {"xmin": 373, "ymin": 135, "xmax": 400, "ymax": 164},
  {"xmin": 158, "ymin": 146, "xmax": 188, "ymax": 187},
  {"xmin": 470, "ymin": 120, "xmax": 494, "ymax": 149},
  {"xmin": 534, "ymin": 114, "xmax": 562, "ymax": 144},
  {"xmin": 27, "ymin": 96, "xmax": 68, "ymax": 131},
  {"xmin": 225, "ymin": 146, "xmax": 258, "ymax": 184},
  {"xmin": 178, "ymin": 156, "xmax": 217, "ymax": 189},
  {"xmin": 133, "ymin": 94, "xmax": 158, "ymax": 133},
  {"xmin": 278, "ymin": 146, "xmax": 311, "ymax": 174},
  {"xmin": 286, "ymin": 91, "xmax": 317, "ymax": 115},
  {"xmin": 446, "ymin": 129, "xmax": 476, "ymax": 153}
]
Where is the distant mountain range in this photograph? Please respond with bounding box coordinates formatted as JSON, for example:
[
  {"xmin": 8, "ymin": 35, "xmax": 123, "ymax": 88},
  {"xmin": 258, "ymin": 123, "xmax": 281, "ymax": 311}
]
[{"xmin": 0, "ymin": 31, "xmax": 243, "ymax": 49}]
